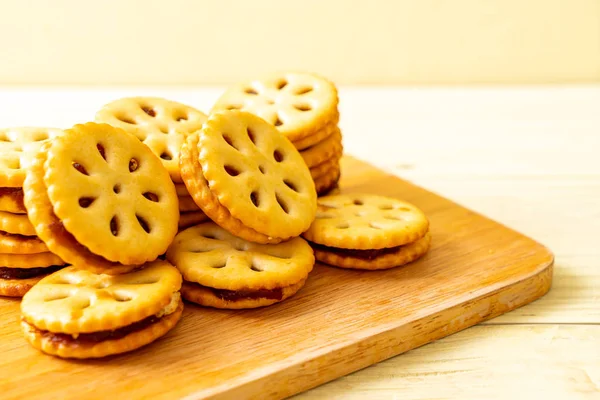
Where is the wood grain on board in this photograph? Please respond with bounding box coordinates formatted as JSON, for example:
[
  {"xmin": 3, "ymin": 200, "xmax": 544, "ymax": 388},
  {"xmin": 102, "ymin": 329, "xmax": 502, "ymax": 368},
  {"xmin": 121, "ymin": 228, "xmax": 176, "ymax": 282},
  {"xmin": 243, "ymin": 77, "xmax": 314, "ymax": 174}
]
[{"xmin": 0, "ymin": 156, "xmax": 553, "ymax": 400}]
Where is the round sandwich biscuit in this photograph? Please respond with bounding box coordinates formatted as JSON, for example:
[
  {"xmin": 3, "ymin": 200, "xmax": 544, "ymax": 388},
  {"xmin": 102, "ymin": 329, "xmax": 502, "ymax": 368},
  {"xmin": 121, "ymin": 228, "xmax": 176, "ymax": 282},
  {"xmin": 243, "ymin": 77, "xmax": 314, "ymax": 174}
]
[
  {"xmin": 0, "ymin": 187, "xmax": 26, "ymax": 214},
  {"xmin": 166, "ymin": 222, "xmax": 314, "ymax": 309},
  {"xmin": 95, "ymin": 97, "xmax": 208, "ymax": 182},
  {"xmin": 180, "ymin": 110, "xmax": 317, "ymax": 243},
  {"xmin": 21, "ymin": 259, "xmax": 183, "ymax": 359},
  {"xmin": 299, "ymin": 128, "xmax": 343, "ymax": 168},
  {"xmin": 23, "ymin": 122, "xmax": 179, "ymax": 274},
  {"xmin": 212, "ymin": 72, "xmax": 339, "ymax": 143},
  {"xmin": 303, "ymin": 194, "xmax": 430, "ymax": 270}
]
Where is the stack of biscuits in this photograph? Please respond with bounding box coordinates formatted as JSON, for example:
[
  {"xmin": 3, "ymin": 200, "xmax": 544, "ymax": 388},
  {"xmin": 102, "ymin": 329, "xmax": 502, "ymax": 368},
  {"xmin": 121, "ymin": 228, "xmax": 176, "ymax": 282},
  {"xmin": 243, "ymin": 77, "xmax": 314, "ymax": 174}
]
[
  {"xmin": 95, "ymin": 97, "xmax": 211, "ymax": 229},
  {"xmin": 0, "ymin": 127, "xmax": 68, "ymax": 297},
  {"xmin": 19, "ymin": 122, "xmax": 185, "ymax": 358},
  {"xmin": 212, "ymin": 72, "xmax": 343, "ymax": 195}
]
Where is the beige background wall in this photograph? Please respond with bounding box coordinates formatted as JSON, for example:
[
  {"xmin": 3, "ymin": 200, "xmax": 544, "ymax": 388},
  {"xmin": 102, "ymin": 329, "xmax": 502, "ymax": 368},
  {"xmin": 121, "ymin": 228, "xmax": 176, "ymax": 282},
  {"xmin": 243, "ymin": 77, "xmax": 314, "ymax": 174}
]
[{"xmin": 0, "ymin": 0, "xmax": 598, "ymax": 85}]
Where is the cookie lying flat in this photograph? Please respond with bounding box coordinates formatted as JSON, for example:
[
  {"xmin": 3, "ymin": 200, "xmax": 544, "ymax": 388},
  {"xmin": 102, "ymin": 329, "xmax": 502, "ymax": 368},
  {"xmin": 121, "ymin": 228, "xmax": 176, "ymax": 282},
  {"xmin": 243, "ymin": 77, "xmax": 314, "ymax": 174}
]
[
  {"xmin": 23, "ymin": 122, "xmax": 179, "ymax": 274},
  {"xmin": 292, "ymin": 121, "xmax": 339, "ymax": 151},
  {"xmin": 166, "ymin": 223, "xmax": 314, "ymax": 309},
  {"xmin": 21, "ymin": 260, "xmax": 183, "ymax": 359},
  {"xmin": 95, "ymin": 97, "xmax": 208, "ymax": 183},
  {"xmin": 300, "ymin": 128, "xmax": 343, "ymax": 168},
  {"xmin": 303, "ymin": 194, "xmax": 430, "ymax": 270},
  {"xmin": 314, "ymin": 168, "xmax": 341, "ymax": 196},
  {"xmin": 180, "ymin": 110, "xmax": 317, "ymax": 243},
  {"xmin": 212, "ymin": 72, "xmax": 339, "ymax": 143}
]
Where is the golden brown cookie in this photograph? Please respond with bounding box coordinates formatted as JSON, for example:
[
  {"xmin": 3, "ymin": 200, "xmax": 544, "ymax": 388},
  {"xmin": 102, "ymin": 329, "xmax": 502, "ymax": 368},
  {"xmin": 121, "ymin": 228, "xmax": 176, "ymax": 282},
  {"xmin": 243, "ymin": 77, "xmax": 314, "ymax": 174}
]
[
  {"xmin": 314, "ymin": 168, "xmax": 341, "ymax": 196},
  {"xmin": 174, "ymin": 183, "xmax": 190, "ymax": 197},
  {"xmin": 178, "ymin": 211, "xmax": 209, "ymax": 230},
  {"xmin": 96, "ymin": 97, "xmax": 208, "ymax": 182},
  {"xmin": 313, "ymin": 232, "xmax": 431, "ymax": 270},
  {"xmin": 178, "ymin": 196, "xmax": 201, "ymax": 212},
  {"xmin": 304, "ymin": 194, "xmax": 429, "ymax": 249},
  {"xmin": 166, "ymin": 223, "xmax": 314, "ymax": 309},
  {"xmin": 291, "ymin": 121, "xmax": 338, "ymax": 151},
  {"xmin": 0, "ymin": 127, "xmax": 64, "ymax": 188},
  {"xmin": 310, "ymin": 156, "xmax": 341, "ymax": 180},
  {"xmin": 300, "ymin": 128, "xmax": 343, "ymax": 168},
  {"xmin": 0, "ymin": 232, "xmax": 48, "ymax": 254},
  {"xmin": 0, "ymin": 211, "xmax": 36, "ymax": 236},
  {"xmin": 24, "ymin": 123, "xmax": 179, "ymax": 274},
  {"xmin": 212, "ymin": 72, "xmax": 339, "ymax": 143},
  {"xmin": 0, "ymin": 187, "xmax": 26, "ymax": 214},
  {"xmin": 0, "ymin": 252, "xmax": 64, "ymax": 268},
  {"xmin": 21, "ymin": 260, "xmax": 183, "ymax": 358},
  {"xmin": 180, "ymin": 111, "xmax": 317, "ymax": 243}
]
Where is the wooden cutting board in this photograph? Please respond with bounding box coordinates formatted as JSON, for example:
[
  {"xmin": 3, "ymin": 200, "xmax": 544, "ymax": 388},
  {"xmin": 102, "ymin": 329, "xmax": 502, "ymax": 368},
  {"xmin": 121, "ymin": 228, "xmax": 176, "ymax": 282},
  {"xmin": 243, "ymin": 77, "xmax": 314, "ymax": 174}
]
[{"xmin": 0, "ymin": 156, "xmax": 554, "ymax": 400}]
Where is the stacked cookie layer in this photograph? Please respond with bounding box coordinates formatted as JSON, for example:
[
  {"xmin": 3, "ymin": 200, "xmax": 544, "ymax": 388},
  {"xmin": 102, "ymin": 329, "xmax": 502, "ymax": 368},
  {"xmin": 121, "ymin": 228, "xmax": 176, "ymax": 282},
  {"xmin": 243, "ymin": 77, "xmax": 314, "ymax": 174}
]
[
  {"xmin": 95, "ymin": 97, "xmax": 210, "ymax": 229},
  {"xmin": 171, "ymin": 110, "xmax": 317, "ymax": 309},
  {"xmin": 20, "ymin": 122, "xmax": 184, "ymax": 359},
  {"xmin": 212, "ymin": 72, "xmax": 343, "ymax": 195},
  {"xmin": 303, "ymin": 194, "xmax": 431, "ymax": 270},
  {"xmin": 0, "ymin": 128, "xmax": 67, "ymax": 297}
]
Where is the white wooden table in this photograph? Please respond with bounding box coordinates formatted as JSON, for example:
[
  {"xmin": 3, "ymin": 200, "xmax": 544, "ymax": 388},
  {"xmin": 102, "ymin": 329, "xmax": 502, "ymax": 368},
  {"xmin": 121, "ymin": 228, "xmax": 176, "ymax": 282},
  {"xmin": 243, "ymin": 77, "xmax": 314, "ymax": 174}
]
[{"xmin": 0, "ymin": 86, "xmax": 598, "ymax": 399}]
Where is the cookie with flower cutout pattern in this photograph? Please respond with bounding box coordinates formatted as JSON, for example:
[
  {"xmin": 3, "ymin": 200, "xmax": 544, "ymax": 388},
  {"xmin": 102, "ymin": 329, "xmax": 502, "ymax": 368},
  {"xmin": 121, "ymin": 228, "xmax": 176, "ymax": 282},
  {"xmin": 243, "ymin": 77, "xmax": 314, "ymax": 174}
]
[
  {"xmin": 166, "ymin": 222, "xmax": 314, "ymax": 309},
  {"xmin": 95, "ymin": 97, "xmax": 208, "ymax": 182},
  {"xmin": 23, "ymin": 122, "xmax": 179, "ymax": 274},
  {"xmin": 21, "ymin": 259, "xmax": 183, "ymax": 359},
  {"xmin": 212, "ymin": 72, "xmax": 339, "ymax": 143},
  {"xmin": 0, "ymin": 127, "xmax": 64, "ymax": 188},
  {"xmin": 302, "ymin": 194, "xmax": 431, "ymax": 270},
  {"xmin": 180, "ymin": 110, "xmax": 317, "ymax": 243}
]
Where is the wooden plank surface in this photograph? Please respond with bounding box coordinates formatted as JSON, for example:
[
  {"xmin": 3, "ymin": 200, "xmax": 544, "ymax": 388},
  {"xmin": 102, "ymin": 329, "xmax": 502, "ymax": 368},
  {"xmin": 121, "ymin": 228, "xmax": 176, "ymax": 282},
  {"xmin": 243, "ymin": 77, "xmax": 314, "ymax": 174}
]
[
  {"xmin": 0, "ymin": 156, "xmax": 552, "ymax": 399},
  {"xmin": 0, "ymin": 86, "xmax": 596, "ymax": 398}
]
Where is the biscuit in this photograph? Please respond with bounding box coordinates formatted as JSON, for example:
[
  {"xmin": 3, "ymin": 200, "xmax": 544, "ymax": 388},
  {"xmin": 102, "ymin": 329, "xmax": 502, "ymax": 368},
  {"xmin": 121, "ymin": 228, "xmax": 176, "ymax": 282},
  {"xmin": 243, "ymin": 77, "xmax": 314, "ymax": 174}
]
[
  {"xmin": 174, "ymin": 183, "xmax": 190, "ymax": 197},
  {"xmin": 181, "ymin": 111, "xmax": 317, "ymax": 243},
  {"xmin": 303, "ymin": 194, "xmax": 429, "ymax": 250},
  {"xmin": 96, "ymin": 97, "xmax": 208, "ymax": 182},
  {"xmin": 0, "ymin": 252, "xmax": 64, "ymax": 268},
  {"xmin": 0, "ymin": 187, "xmax": 26, "ymax": 214},
  {"xmin": 0, "ymin": 127, "xmax": 64, "ymax": 188},
  {"xmin": 0, "ymin": 231, "xmax": 49, "ymax": 254},
  {"xmin": 24, "ymin": 123, "xmax": 179, "ymax": 273},
  {"xmin": 21, "ymin": 260, "xmax": 183, "ymax": 358},
  {"xmin": 314, "ymin": 168, "xmax": 341, "ymax": 196},
  {"xmin": 310, "ymin": 156, "xmax": 341, "ymax": 180},
  {"xmin": 178, "ymin": 211, "xmax": 209, "ymax": 230},
  {"xmin": 300, "ymin": 128, "xmax": 343, "ymax": 168},
  {"xmin": 212, "ymin": 72, "xmax": 339, "ymax": 143},
  {"xmin": 291, "ymin": 121, "xmax": 338, "ymax": 151},
  {"xmin": 313, "ymin": 232, "xmax": 431, "ymax": 270},
  {"xmin": 0, "ymin": 273, "xmax": 59, "ymax": 298},
  {"xmin": 0, "ymin": 211, "xmax": 36, "ymax": 236},
  {"xmin": 166, "ymin": 223, "xmax": 314, "ymax": 308}
]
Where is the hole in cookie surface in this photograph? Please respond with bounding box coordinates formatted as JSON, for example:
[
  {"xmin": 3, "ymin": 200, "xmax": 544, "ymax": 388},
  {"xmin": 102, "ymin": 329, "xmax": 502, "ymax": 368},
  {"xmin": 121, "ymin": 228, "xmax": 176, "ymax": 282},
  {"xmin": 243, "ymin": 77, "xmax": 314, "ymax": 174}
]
[
  {"xmin": 96, "ymin": 143, "xmax": 107, "ymax": 160},
  {"xmin": 266, "ymin": 99, "xmax": 275, "ymax": 105},
  {"xmin": 141, "ymin": 106, "xmax": 156, "ymax": 117},
  {"xmin": 212, "ymin": 262, "xmax": 226, "ymax": 269},
  {"xmin": 160, "ymin": 151, "xmax": 173, "ymax": 161},
  {"xmin": 369, "ymin": 222, "xmax": 382, "ymax": 229},
  {"xmin": 316, "ymin": 212, "xmax": 334, "ymax": 219},
  {"xmin": 34, "ymin": 132, "xmax": 49, "ymax": 141},
  {"xmin": 44, "ymin": 294, "xmax": 69, "ymax": 302},
  {"xmin": 294, "ymin": 103, "xmax": 312, "ymax": 112},
  {"xmin": 385, "ymin": 215, "xmax": 402, "ymax": 221},
  {"xmin": 118, "ymin": 116, "xmax": 136, "ymax": 124},
  {"xmin": 353, "ymin": 199, "xmax": 364, "ymax": 206},
  {"xmin": 294, "ymin": 86, "xmax": 313, "ymax": 95},
  {"xmin": 276, "ymin": 80, "xmax": 288, "ymax": 90},
  {"xmin": 274, "ymin": 115, "xmax": 283, "ymax": 127},
  {"xmin": 136, "ymin": 215, "xmax": 151, "ymax": 233},
  {"xmin": 202, "ymin": 233, "xmax": 217, "ymax": 240},
  {"xmin": 379, "ymin": 204, "xmax": 393, "ymax": 210},
  {"xmin": 110, "ymin": 216, "xmax": 119, "ymax": 236},
  {"xmin": 78, "ymin": 197, "xmax": 95, "ymax": 208},
  {"xmin": 276, "ymin": 193, "xmax": 289, "ymax": 214},
  {"xmin": 7, "ymin": 159, "xmax": 20, "ymax": 169},
  {"xmin": 250, "ymin": 263, "xmax": 263, "ymax": 272},
  {"xmin": 113, "ymin": 292, "xmax": 133, "ymax": 302},
  {"xmin": 398, "ymin": 207, "xmax": 411, "ymax": 212},
  {"xmin": 283, "ymin": 179, "xmax": 298, "ymax": 192},
  {"xmin": 226, "ymin": 104, "xmax": 242, "ymax": 110},
  {"xmin": 129, "ymin": 158, "xmax": 139, "ymax": 172},
  {"xmin": 247, "ymin": 127, "xmax": 256, "ymax": 144},
  {"xmin": 113, "ymin": 184, "xmax": 121, "ymax": 194},
  {"xmin": 222, "ymin": 134, "xmax": 239, "ymax": 150},
  {"xmin": 159, "ymin": 125, "xmax": 169, "ymax": 134},
  {"xmin": 72, "ymin": 162, "xmax": 89, "ymax": 175},
  {"xmin": 336, "ymin": 222, "xmax": 349, "ymax": 229},
  {"xmin": 143, "ymin": 192, "xmax": 159, "ymax": 202},
  {"xmin": 224, "ymin": 165, "xmax": 240, "ymax": 177},
  {"xmin": 250, "ymin": 191, "xmax": 260, "ymax": 207},
  {"xmin": 273, "ymin": 149, "xmax": 284, "ymax": 162},
  {"xmin": 258, "ymin": 165, "xmax": 266, "ymax": 174},
  {"xmin": 245, "ymin": 88, "xmax": 258, "ymax": 95}
]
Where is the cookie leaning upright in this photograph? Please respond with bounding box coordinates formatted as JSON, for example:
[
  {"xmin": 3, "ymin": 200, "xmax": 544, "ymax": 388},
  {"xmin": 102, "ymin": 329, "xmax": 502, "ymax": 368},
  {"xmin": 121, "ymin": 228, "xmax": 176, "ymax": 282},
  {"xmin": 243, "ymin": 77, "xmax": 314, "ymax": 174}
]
[
  {"xmin": 167, "ymin": 223, "xmax": 314, "ymax": 309},
  {"xmin": 23, "ymin": 122, "xmax": 179, "ymax": 274},
  {"xmin": 211, "ymin": 72, "xmax": 343, "ymax": 194},
  {"xmin": 180, "ymin": 111, "xmax": 317, "ymax": 243},
  {"xmin": 0, "ymin": 127, "xmax": 68, "ymax": 297},
  {"xmin": 95, "ymin": 97, "xmax": 210, "ymax": 227},
  {"xmin": 21, "ymin": 260, "xmax": 183, "ymax": 359},
  {"xmin": 303, "ymin": 194, "xmax": 431, "ymax": 270}
]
